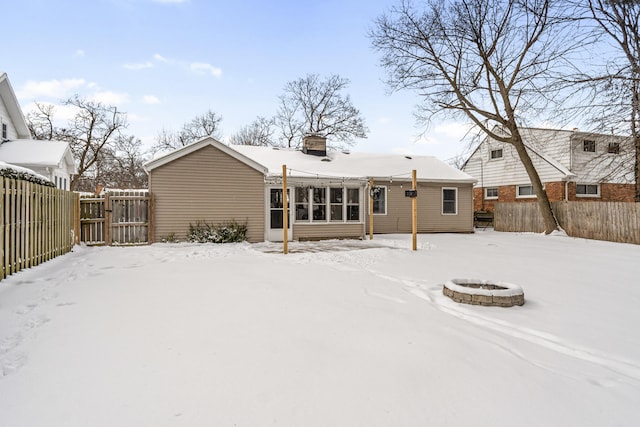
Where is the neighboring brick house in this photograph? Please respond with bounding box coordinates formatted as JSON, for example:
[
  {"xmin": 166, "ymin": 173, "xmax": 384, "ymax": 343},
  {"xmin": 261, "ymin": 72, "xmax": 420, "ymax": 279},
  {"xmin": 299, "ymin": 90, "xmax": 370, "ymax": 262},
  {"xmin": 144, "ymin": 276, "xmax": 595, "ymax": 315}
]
[{"xmin": 462, "ymin": 127, "xmax": 635, "ymax": 212}]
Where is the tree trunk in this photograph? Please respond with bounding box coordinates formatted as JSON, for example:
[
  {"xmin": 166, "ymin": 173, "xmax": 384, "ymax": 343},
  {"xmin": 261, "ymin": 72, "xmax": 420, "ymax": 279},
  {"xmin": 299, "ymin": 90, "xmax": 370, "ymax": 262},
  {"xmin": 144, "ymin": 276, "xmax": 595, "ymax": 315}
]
[{"xmin": 511, "ymin": 130, "xmax": 560, "ymax": 233}]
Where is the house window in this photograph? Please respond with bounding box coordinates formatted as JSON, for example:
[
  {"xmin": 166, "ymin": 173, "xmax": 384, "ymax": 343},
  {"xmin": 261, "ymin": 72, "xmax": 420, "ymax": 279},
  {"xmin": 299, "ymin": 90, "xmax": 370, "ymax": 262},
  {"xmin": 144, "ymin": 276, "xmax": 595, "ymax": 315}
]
[
  {"xmin": 442, "ymin": 188, "xmax": 457, "ymax": 215},
  {"xmin": 295, "ymin": 187, "xmax": 310, "ymax": 221},
  {"xmin": 583, "ymin": 140, "xmax": 596, "ymax": 152},
  {"xmin": 330, "ymin": 188, "xmax": 343, "ymax": 221},
  {"xmin": 607, "ymin": 142, "xmax": 620, "ymax": 154},
  {"xmin": 490, "ymin": 149, "xmax": 503, "ymax": 160},
  {"xmin": 371, "ymin": 186, "xmax": 387, "ymax": 215},
  {"xmin": 485, "ymin": 187, "xmax": 499, "ymax": 199},
  {"xmin": 576, "ymin": 184, "xmax": 600, "ymax": 197},
  {"xmin": 1, "ymin": 123, "xmax": 7, "ymax": 140},
  {"xmin": 64, "ymin": 178, "xmax": 67, "ymax": 190},
  {"xmin": 346, "ymin": 188, "xmax": 360, "ymax": 221},
  {"xmin": 312, "ymin": 187, "xmax": 326, "ymax": 221},
  {"xmin": 517, "ymin": 185, "xmax": 536, "ymax": 198}
]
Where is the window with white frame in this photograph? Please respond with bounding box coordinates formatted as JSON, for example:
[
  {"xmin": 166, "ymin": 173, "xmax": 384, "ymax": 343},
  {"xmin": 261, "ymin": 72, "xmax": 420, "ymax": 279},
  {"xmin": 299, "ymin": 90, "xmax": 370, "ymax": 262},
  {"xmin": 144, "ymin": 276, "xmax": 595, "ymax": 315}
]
[
  {"xmin": 583, "ymin": 140, "xmax": 596, "ymax": 152},
  {"xmin": 1, "ymin": 123, "xmax": 7, "ymax": 140},
  {"xmin": 312, "ymin": 187, "xmax": 327, "ymax": 221},
  {"xmin": 371, "ymin": 186, "xmax": 387, "ymax": 215},
  {"xmin": 485, "ymin": 187, "xmax": 499, "ymax": 199},
  {"xmin": 516, "ymin": 185, "xmax": 536, "ymax": 198},
  {"xmin": 295, "ymin": 187, "xmax": 310, "ymax": 221},
  {"xmin": 576, "ymin": 184, "xmax": 600, "ymax": 197},
  {"xmin": 489, "ymin": 148, "xmax": 503, "ymax": 160},
  {"xmin": 346, "ymin": 188, "xmax": 360, "ymax": 221},
  {"xmin": 330, "ymin": 188, "xmax": 343, "ymax": 221},
  {"xmin": 295, "ymin": 186, "xmax": 362, "ymax": 223},
  {"xmin": 442, "ymin": 188, "xmax": 457, "ymax": 214}
]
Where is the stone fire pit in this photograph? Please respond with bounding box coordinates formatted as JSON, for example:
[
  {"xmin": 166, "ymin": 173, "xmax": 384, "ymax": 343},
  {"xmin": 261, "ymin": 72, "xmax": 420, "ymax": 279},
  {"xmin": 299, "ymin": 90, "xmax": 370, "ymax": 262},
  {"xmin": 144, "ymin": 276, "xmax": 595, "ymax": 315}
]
[{"xmin": 443, "ymin": 278, "xmax": 525, "ymax": 307}]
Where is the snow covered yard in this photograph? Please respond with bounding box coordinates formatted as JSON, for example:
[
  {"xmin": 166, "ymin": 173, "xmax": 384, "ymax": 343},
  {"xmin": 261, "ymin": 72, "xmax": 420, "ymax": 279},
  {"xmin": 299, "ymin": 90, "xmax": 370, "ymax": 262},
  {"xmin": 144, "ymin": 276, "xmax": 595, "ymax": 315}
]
[{"xmin": 0, "ymin": 230, "xmax": 639, "ymax": 426}]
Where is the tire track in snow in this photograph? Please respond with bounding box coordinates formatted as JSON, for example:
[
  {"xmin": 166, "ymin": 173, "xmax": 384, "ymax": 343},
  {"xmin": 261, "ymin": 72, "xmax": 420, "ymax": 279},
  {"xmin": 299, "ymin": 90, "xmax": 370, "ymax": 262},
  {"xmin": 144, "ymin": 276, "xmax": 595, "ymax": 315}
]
[{"xmin": 372, "ymin": 271, "xmax": 640, "ymax": 385}]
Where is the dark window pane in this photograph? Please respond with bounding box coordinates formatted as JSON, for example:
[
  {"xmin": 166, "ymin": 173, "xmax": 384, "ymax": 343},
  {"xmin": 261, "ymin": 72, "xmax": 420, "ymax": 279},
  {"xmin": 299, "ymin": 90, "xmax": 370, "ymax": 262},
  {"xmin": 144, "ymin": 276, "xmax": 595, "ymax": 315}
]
[
  {"xmin": 331, "ymin": 205, "xmax": 343, "ymax": 220},
  {"xmin": 347, "ymin": 206, "xmax": 359, "ymax": 221}
]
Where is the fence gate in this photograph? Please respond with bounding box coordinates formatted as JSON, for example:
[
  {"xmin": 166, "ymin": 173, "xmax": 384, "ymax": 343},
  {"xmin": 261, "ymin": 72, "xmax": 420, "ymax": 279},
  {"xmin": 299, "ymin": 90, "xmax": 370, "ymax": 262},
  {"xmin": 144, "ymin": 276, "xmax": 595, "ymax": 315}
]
[{"xmin": 80, "ymin": 190, "xmax": 152, "ymax": 245}]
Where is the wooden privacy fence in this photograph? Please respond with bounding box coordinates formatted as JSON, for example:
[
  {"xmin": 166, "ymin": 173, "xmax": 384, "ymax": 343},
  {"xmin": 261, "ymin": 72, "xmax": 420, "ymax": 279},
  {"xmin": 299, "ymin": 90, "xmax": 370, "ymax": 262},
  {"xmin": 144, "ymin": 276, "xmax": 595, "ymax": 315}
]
[
  {"xmin": 1, "ymin": 177, "xmax": 79, "ymax": 281},
  {"xmin": 495, "ymin": 201, "xmax": 640, "ymax": 245},
  {"xmin": 80, "ymin": 190, "xmax": 152, "ymax": 246}
]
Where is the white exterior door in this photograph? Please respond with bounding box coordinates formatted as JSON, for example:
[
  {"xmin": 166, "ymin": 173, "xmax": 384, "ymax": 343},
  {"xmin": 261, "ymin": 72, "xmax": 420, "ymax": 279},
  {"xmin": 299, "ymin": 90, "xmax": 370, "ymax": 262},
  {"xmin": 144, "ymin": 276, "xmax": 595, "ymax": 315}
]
[{"xmin": 266, "ymin": 187, "xmax": 292, "ymax": 241}]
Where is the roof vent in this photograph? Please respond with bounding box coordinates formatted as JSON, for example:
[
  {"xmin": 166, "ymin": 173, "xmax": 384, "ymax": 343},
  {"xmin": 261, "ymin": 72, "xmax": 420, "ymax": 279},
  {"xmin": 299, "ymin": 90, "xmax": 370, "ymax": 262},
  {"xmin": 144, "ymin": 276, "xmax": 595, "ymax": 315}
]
[
  {"xmin": 342, "ymin": 150, "xmax": 351, "ymax": 155},
  {"xmin": 405, "ymin": 156, "xmax": 413, "ymax": 160},
  {"xmin": 272, "ymin": 147, "xmax": 280, "ymax": 150},
  {"xmin": 321, "ymin": 158, "xmax": 331, "ymax": 162}
]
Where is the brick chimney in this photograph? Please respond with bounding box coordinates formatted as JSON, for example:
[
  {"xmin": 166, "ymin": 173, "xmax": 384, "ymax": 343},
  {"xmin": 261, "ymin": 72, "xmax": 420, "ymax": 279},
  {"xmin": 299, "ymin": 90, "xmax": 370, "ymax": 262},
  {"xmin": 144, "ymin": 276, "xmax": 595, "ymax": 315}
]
[{"xmin": 302, "ymin": 134, "xmax": 327, "ymax": 156}]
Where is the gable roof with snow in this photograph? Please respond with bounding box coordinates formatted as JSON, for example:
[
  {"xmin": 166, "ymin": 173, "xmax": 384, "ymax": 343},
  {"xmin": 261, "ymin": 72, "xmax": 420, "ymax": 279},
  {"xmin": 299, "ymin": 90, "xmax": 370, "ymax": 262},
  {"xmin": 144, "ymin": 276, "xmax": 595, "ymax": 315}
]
[
  {"xmin": 143, "ymin": 136, "xmax": 269, "ymax": 174},
  {"xmin": 0, "ymin": 72, "xmax": 30, "ymax": 139},
  {"xmin": 232, "ymin": 145, "xmax": 476, "ymax": 183},
  {"xmin": 0, "ymin": 139, "xmax": 77, "ymax": 173},
  {"xmin": 144, "ymin": 136, "xmax": 476, "ymax": 184}
]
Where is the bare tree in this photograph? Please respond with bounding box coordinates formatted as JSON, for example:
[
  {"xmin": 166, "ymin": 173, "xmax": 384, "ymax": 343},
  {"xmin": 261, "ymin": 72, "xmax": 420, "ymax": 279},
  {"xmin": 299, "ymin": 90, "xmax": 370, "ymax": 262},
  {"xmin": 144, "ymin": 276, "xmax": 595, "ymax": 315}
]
[
  {"xmin": 152, "ymin": 109, "xmax": 223, "ymax": 153},
  {"xmin": 275, "ymin": 74, "xmax": 368, "ymax": 148},
  {"xmin": 229, "ymin": 116, "xmax": 278, "ymax": 146},
  {"xmin": 26, "ymin": 95, "xmax": 128, "ymax": 191},
  {"xmin": 95, "ymin": 136, "xmax": 149, "ymax": 189},
  {"xmin": 371, "ymin": 0, "xmax": 581, "ymax": 233},
  {"xmin": 26, "ymin": 102, "xmax": 56, "ymax": 140},
  {"xmin": 583, "ymin": 0, "xmax": 640, "ymax": 201}
]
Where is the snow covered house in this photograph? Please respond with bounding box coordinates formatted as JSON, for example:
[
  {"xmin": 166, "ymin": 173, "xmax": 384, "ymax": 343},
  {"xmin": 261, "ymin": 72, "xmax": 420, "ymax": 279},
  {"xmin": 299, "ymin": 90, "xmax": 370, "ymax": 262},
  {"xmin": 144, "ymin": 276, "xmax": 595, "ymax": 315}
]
[
  {"xmin": 0, "ymin": 72, "xmax": 76, "ymax": 189},
  {"xmin": 462, "ymin": 127, "xmax": 635, "ymax": 212},
  {"xmin": 144, "ymin": 135, "xmax": 476, "ymax": 243}
]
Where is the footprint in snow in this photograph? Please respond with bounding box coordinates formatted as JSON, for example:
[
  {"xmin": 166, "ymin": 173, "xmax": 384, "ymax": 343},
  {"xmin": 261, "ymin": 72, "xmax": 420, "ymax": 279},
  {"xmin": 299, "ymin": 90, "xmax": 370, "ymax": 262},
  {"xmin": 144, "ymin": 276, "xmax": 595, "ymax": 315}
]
[{"xmin": 0, "ymin": 352, "xmax": 28, "ymax": 378}]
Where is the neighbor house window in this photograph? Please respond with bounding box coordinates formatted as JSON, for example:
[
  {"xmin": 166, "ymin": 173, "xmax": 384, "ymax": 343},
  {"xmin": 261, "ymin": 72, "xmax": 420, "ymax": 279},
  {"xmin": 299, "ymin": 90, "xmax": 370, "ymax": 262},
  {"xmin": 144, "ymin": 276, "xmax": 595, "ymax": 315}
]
[
  {"xmin": 330, "ymin": 188, "xmax": 343, "ymax": 221},
  {"xmin": 442, "ymin": 188, "xmax": 457, "ymax": 215},
  {"xmin": 485, "ymin": 187, "xmax": 499, "ymax": 199},
  {"xmin": 312, "ymin": 187, "xmax": 326, "ymax": 221},
  {"xmin": 490, "ymin": 148, "xmax": 503, "ymax": 160},
  {"xmin": 346, "ymin": 188, "xmax": 360, "ymax": 221},
  {"xmin": 576, "ymin": 184, "xmax": 600, "ymax": 197},
  {"xmin": 517, "ymin": 185, "xmax": 536, "ymax": 198},
  {"xmin": 607, "ymin": 142, "xmax": 620, "ymax": 154},
  {"xmin": 583, "ymin": 140, "xmax": 596, "ymax": 152},
  {"xmin": 1, "ymin": 123, "xmax": 7, "ymax": 140},
  {"xmin": 371, "ymin": 186, "xmax": 387, "ymax": 215},
  {"xmin": 295, "ymin": 187, "xmax": 309, "ymax": 221}
]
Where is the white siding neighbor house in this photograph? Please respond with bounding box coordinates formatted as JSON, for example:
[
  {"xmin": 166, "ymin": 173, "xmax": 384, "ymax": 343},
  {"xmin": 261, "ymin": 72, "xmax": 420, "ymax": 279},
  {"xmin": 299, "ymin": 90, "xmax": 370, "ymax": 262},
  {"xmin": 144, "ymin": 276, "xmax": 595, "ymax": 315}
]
[
  {"xmin": 0, "ymin": 72, "xmax": 76, "ymax": 189},
  {"xmin": 462, "ymin": 127, "xmax": 635, "ymax": 212}
]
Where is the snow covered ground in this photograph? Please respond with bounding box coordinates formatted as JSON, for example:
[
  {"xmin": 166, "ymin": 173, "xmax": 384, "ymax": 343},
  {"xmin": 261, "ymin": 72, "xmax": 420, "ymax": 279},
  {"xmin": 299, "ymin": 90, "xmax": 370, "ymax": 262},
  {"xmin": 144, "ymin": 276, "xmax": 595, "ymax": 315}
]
[{"xmin": 0, "ymin": 230, "xmax": 639, "ymax": 426}]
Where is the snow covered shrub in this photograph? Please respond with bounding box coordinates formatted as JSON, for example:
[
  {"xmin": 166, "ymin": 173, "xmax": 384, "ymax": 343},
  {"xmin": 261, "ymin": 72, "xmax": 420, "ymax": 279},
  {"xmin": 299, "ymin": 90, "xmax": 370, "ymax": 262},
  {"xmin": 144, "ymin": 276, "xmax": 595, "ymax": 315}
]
[
  {"xmin": 188, "ymin": 220, "xmax": 247, "ymax": 243},
  {"xmin": 0, "ymin": 167, "xmax": 55, "ymax": 187}
]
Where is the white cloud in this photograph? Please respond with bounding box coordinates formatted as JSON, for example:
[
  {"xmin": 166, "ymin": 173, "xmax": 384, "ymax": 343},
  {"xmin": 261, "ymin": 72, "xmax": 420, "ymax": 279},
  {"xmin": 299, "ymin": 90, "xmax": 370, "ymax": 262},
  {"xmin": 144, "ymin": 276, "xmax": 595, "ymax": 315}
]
[
  {"xmin": 124, "ymin": 61, "xmax": 154, "ymax": 70},
  {"xmin": 189, "ymin": 62, "xmax": 222, "ymax": 77},
  {"xmin": 22, "ymin": 101, "xmax": 81, "ymax": 123},
  {"xmin": 17, "ymin": 78, "xmax": 88, "ymax": 100},
  {"xmin": 142, "ymin": 95, "xmax": 161, "ymax": 105},
  {"xmin": 89, "ymin": 91, "xmax": 130, "ymax": 105},
  {"xmin": 154, "ymin": 53, "xmax": 169, "ymax": 63},
  {"xmin": 412, "ymin": 135, "xmax": 439, "ymax": 145},
  {"xmin": 74, "ymin": 49, "xmax": 85, "ymax": 57},
  {"xmin": 378, "ymin": 116, "xmax": 391, "ymax": 125}
]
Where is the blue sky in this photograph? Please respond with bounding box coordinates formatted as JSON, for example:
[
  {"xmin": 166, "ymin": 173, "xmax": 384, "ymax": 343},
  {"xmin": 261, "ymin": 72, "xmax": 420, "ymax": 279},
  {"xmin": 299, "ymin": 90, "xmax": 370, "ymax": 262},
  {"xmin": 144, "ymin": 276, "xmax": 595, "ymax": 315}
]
[{"xmin": 4, "ymin": 0, "xmax": 474, "ymax": 161}]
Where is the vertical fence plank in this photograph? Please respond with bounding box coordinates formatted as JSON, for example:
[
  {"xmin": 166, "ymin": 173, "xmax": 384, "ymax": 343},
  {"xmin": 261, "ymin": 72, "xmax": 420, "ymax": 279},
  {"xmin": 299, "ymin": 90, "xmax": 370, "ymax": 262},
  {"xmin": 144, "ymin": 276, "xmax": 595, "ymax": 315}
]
[{"xmin": 495, "ymin": 201, "xmax": 640, "ymax": 245}]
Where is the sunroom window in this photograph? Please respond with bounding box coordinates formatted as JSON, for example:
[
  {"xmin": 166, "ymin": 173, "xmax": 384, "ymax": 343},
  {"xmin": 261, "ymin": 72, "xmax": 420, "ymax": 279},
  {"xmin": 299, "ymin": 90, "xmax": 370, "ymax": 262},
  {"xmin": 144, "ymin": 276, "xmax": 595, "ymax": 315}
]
[{"xmin": 330, "ymin": 188, "xmax": 343, "ymax": 221}]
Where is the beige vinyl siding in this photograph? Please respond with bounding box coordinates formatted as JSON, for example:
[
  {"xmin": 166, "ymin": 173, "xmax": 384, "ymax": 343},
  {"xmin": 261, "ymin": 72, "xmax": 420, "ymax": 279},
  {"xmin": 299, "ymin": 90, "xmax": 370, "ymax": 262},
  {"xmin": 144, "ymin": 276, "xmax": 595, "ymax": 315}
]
[
  {"xmin": 367, "ymin": 181, "xmax": 473, "ymax": 234},
  {"xmin": 293, "ymin": 223, "xmax": 365, "ymax": 240},
  {"xmin": 149, "ymin": 145, "xmax": 265, "ymax": 242}
]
